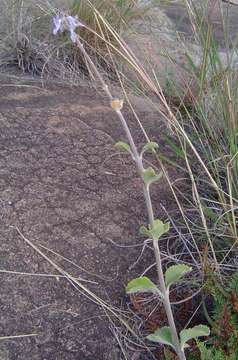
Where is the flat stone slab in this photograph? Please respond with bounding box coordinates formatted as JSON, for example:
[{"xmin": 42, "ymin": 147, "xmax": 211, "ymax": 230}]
[{"xmin": 0, "ymin": 79, "xmax": 174, "ymax": 360}]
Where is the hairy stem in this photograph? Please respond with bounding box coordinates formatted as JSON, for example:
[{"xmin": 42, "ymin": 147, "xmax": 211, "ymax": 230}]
[{"xmin": 75, "ymin": 38, "xmax": 185, "ymax": 360}]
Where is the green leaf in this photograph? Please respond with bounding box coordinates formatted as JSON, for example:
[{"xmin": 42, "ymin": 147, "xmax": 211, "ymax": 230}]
[
  {"xmin": 150, "ymin": 219, "xmax": 170, "ymax": 241},
  {"xmin": 139, "ymin": 225, "xmax": 151, "ymax": 238},
  {"xmin": 126, "ymin": 277, "xmax": 158, "ymax": 295},
  {"xmin": 165, "ymin": 264, "xmax": 192, "ymax": 289},
  {"xmin": 180, "ymin": 325, "xmax": 210, "ymax": 350},
  {"xmin": 147, "ymin": 326, "xmax": 175, "ymax": 349},
  {"xmin": 142, "ymin": 167, "xmax": 162, "ymax": 186},
  {"xmin": 142, "ymin": 141, "xmax": 159, "ymax": 154},
  {"xmin": 140, "ymin": 220, "xmax": 170, "ymax": 241},
  {"xmin": 114, "ymin": 141, "xmax": 131, "ymax": 153}
]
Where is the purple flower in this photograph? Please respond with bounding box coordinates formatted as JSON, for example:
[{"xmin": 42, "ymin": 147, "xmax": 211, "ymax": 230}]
[
  {"xmin": 52, "ymin": 15, "xmax": 85, "ymax": 43},
  {"xmin": 53, "ymin": 15, "xmax": 62, "ymax": 35}
]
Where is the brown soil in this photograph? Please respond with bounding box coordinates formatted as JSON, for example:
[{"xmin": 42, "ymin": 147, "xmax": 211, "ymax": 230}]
[{"xmin": 0, "ymin": 77, "xmax": 177, "ymax": 360}]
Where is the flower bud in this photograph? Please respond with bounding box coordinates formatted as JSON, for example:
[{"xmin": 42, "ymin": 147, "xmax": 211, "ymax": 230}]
[{"xmin": 110, "ymin": 99, "xmax": 124, "ymax": 111}]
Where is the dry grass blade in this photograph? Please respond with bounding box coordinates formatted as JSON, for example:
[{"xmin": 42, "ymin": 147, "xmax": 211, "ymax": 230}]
[
  {"xmin": 12, "ymin": 226, "xmax": 140, "ymax": 341},
  {"xmin": 0, "ymin": 334, "xmax": 38, "ymax": 340}
]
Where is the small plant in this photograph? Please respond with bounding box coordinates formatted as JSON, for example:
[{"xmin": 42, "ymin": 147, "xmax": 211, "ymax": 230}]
[
  {"xmin": 126, "ymin": 225, "xmax": 209, "ymax": 359},
  {"xmin": 202, "ymin": 271, "xmax": 238, "ymax": 359},
  {"xmin": 191, "ymin": 341, "xmax": 237, "ymax": 360},
  {"xmin": 52, "ymin": 12, "xmax": 210, "ymax": 359}
]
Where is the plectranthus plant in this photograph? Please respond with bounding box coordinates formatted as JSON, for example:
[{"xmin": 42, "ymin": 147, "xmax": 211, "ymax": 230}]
[{"xmin": 52, "ymin": 12, "xmax": 210, "ymax": 360}]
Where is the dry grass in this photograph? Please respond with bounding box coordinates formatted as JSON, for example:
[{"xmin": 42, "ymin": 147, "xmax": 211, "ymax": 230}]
[{"xmin": 0, "ymin": 0, "xmax": 147, "ymax": 84}]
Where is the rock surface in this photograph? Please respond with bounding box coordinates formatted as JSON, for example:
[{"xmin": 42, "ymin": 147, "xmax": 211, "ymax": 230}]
[
  {"xmin": 0, "ymin": 77, "xmax": 176, "ymax": 360},
  {"xmin": 123, "ymin": 0, "xmax": 238, "ymax": 92}
]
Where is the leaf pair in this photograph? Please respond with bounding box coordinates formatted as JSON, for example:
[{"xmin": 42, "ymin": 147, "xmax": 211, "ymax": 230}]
[
  {"xmin": 115, "ymin": 141, "xmax": 159, "ymax": 155},
  {"xmin": 126, "ymin": 265, "xmax": 208, "ymax": 352},
  {"xmin": 147, "ymin": 325, "xmax": 210, "ymax": 350},
  {"xmin": 126, "ymin": 264, "xmax": 192, "ymax": 296},
  {"xmin": 114, "ymin": 141, "xmax": 162, "ymax": 186}
]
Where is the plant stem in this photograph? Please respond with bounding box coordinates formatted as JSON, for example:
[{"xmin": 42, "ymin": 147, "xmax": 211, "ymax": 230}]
[
  {"xmin": 153, "ymin": 238, "xmax": 186, "ymax": 360},
  {"xmin": 75, "ymin": 38, "xmax": 185, "ymax": 360}
]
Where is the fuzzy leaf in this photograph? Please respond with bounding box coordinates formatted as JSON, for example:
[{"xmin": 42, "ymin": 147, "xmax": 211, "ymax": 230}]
[
  {"xmin": 140, "ymin": 220, "xmax": 169, "ymax": 241},
  {"xmin": 150, "ymin": 219, "xmax": 170, "ymax": 241},
  {"xmin": 115, "ymin": 141, "xmax": 131, "ymax": 153},
  {"xmin": 142, "ymin": 141, "xmax": 159, "ymax": 154},
  {"xmin": 165, "ymin": 264, "xmax": 192, "ymax": 289},
  {"xmin": 126, "ymin": 277, "xmax": 158, "ymax": 294},
  {"xmin": 139, "ymin": 225, "xmax": 151, "ymax": 238},
  {"xmin": 142, "ymin": 167, "xmax": 162, "ymax": 186},
  {"xmin": 147, "ymin": 326, "xmax": 175, "ymax": 349},
  {"xmin": 180, "ymin": 325, "xmax": 210, "ymax": 350}
]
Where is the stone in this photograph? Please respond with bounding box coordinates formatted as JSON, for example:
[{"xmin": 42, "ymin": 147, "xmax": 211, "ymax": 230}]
[
  {"xmin": 0, "ymin": 77, "xmax": 177, "ymax": 360},
  {"xmin": 122, "ymin": 1, "xmax": 238, "ymax": 95}
]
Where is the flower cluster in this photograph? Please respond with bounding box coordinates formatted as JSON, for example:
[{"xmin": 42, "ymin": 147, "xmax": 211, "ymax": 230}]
[{"xmin": 53, "ymin": 15, "xmax": 84, "ymax": 43}]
